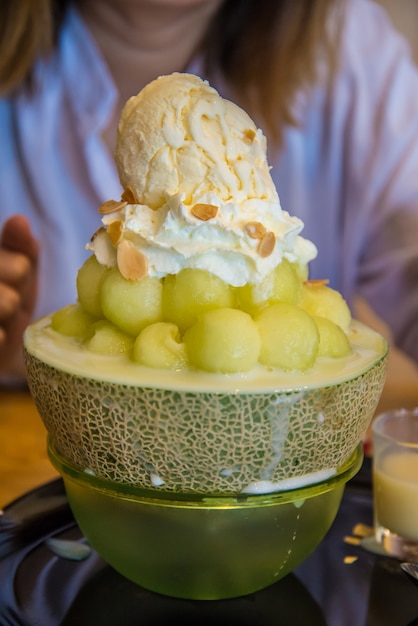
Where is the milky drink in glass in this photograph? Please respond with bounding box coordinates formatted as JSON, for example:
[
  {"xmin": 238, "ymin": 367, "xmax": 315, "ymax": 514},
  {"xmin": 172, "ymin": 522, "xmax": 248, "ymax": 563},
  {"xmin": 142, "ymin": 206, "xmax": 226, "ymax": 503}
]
[{"xmin": 372, "ymin": 408, "xmax": 418, "ymax": 560}]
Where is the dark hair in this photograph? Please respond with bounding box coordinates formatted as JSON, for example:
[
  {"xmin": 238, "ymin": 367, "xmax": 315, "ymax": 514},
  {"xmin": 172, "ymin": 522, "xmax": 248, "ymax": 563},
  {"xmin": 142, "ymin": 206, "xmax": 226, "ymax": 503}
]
[
  {"xmin": 0, "ymin": 0, "xmax": 342, "ymax": 144},
  {"xmin": 0, "ymin": 0, "xmax": 70, "ymax": 93}
]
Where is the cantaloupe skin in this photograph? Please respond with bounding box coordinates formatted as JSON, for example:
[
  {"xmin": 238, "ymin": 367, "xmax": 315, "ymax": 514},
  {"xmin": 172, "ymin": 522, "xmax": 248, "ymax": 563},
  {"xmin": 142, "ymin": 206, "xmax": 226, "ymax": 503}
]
[{"xmin": 24, "ymin": 348, "xmax": 387, "ymax": 494}]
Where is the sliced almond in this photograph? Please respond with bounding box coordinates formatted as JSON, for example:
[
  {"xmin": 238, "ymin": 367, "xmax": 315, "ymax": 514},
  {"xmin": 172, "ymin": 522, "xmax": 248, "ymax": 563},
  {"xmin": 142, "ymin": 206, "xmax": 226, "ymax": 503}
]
[
  {"xmin": 121, "ymin": 186, "xmax": 138, "ymax": 204},
  {"xmin": 258, "ymin": 231, "xmax": 276, "ymax": 258},
  {"xmin": 191, "ymin": 203, "xmax": 218, "ymax": 221},
  {"xmin": 107, "ymin": 220, "xmax": 124, "ymax": 246},
  {"xmin": 245, "ymin": 221, "xmax": 266, "ymax": 239},
  {"xmin": 90, "ymin": 226, "xmax": 106, "ymax": 242},
  {"xmin": 304, "ymin": 279, "xmax": 330, "ymax": 288},
  {"xmin": 343, "ymin": 536, "xmax": 361, "ymax": 546},
  {"xmin": 343, "ymin": 556, "xmax": 358, "ymax": 565},
  {"xmin": 117, "ymin": 239, "xmax": 148, "ymax": 281},
  {"xmin": 98, "ymin": 199, "xmax": 127, "ymax": 214},
  {"xmin": 88, "ymin": 228, "xmax": 116, "ymax": 267},
  {"xmin": 352, "ymin": 523, "xmax": 374, "ymax": 538}
]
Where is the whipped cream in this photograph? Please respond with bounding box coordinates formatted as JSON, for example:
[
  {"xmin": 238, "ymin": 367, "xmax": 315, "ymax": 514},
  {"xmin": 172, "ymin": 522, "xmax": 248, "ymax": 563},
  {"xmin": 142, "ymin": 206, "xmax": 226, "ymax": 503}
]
[
  {"xmin": 87, "ymin": 73, "xmax": 317, "ymax": 286},
  {"xmin": 88, "ymin": 195, "xmax": 317, "ymax": 287}
]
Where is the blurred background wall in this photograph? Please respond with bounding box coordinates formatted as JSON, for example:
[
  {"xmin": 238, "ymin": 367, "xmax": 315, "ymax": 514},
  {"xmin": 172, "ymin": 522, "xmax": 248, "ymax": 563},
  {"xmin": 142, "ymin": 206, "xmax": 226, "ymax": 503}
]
[{"xmin": 374, "ymin": 0, "xmax": 418, "ymax": 64}]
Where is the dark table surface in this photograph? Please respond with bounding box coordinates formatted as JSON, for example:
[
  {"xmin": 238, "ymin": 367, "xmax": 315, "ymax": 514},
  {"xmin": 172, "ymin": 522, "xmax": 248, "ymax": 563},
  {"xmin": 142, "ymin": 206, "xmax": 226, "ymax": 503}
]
[{"xmin": 0, "ymin": 457, "xmax": 417, "ymax": 626}]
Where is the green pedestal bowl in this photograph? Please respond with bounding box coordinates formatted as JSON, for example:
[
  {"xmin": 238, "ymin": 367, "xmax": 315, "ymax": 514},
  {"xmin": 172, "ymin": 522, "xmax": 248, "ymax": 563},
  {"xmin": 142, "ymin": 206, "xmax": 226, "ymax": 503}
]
[{"xmin": 49, "ymin": 440, "xmax": 362, "ymax": 600}]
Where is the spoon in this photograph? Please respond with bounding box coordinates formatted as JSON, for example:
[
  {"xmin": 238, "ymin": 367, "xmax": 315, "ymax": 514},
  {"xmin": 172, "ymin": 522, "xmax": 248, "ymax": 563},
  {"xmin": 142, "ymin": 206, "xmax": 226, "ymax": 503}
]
[{"xmin": 401, "ymin": 562, "xmax": 418, "ymax": 585}]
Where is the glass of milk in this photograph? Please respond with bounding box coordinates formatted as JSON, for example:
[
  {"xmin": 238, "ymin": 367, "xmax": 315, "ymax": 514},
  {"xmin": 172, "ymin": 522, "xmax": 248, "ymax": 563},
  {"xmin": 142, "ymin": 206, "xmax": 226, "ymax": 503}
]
[{"xmin": 372, "ymin": 408, "xmax": 418, "ymax": 560}]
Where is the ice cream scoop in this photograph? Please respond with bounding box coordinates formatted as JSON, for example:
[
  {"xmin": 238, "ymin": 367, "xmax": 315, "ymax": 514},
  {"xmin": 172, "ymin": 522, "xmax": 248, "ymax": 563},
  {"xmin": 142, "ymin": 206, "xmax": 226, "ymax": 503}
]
[
  {"xmin": 115, "ymin": 72, "xmax": 276, "ymax": 210},
  {"xmin": 89, "ymin": 73, "xmax": 317, "ymax": 286}
]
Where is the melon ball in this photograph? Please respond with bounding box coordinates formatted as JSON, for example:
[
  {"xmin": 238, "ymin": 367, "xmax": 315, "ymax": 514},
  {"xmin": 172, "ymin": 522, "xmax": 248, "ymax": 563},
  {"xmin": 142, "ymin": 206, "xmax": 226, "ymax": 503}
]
[
  {"xmin": 184, "ymin": 308, "xmax": 261, "ymax": 373},
  {"xmin": 100, "ymin": 268, "xmax": 162, "ymax": 336},
  {"xmin": 84, "ymin": 320, "xmax": 134, "ymax": 355},
  {"xmin": 133, "ymin": 322, "xmax": 187, "ymax": 370},
  {"xmin": 76, "ymin": 254, "xmax": 109, "ymax": 318},
  {"xmin": 236, "ymin": 259, "xmax": 302, "ymax": 315},
  {"xmin": 313, "ymin": 316, "xmax": 352, "ymax": 358},
  {"xmin": 162, "ymin": 268, "xmax": 234, "ymax": 332},
  {"xmin": 299, "ymin": 282, "xmax": 351, "ymax": 332},
  {"xmin": 51, "ymin": 304, "xmax": 97, "ymax": 338},
  {"xmin": 255, "ymin": 302, "xmax": 319, "ymax": 371}
]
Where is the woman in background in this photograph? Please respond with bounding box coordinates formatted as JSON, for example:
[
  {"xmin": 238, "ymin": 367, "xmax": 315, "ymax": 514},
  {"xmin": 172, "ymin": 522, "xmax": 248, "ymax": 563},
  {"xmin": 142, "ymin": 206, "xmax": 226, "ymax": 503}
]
[{"xmin": 0, "ymin": 0, "xmax": 417, "ymax": 406}]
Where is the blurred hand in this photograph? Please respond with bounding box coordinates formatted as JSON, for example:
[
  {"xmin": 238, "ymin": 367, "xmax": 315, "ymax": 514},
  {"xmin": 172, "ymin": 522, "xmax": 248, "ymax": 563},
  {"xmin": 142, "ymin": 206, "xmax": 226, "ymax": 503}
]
[{"xmin": 0, "ymin": 215, "xmax": 39, "ymax": 372}]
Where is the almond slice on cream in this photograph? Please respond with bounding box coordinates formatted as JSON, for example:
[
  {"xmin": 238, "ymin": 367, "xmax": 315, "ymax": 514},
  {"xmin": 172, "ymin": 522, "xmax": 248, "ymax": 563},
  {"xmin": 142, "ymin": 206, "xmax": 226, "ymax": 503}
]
[
  {"xmin": 258, "ymin": 231, "xmax": 276, "ymax": 258},
  {"xmin": 121, "ymin": 186, "xmax": 138, "ymax": 204},
  {"xmin": 107, "ymin": 220, "xmax": 124, "ymax": 246},
  {"xmin": 90, "ymin": 226, "xmax": 105, "ymax": 242},
  {"xmin": 245, "ymin": 222, "xmax": 266, "ymax": 239},
  {"xmin": 117, "ymin": 239, "xmax": 148, "ymax": 281},
  {"xmin": 89, "ymin": 228, "xmax": 116, "ymax": 267},
  {"xmin": 304, "ymin": 279, "xmax": 330, "ymax": 288},
  {"xmin": 98, "ymin": 199, "xmax": 127, "ymax": 214},
  {"xmin": 191, "ymin": 203, "xmax": 218, "ymax": 221}
]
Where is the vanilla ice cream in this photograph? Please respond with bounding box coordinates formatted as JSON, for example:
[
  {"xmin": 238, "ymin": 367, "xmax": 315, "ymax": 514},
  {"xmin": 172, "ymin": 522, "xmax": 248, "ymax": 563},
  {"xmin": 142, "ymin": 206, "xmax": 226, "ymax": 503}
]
[{"xmin": 88, "ymin": 73, "xmax": 317, "ymax": 286}]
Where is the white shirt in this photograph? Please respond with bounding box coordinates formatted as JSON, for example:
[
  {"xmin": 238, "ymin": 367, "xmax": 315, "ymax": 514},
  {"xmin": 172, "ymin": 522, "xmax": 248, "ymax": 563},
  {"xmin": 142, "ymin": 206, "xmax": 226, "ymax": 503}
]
[{"xmin": 1, "ymin": 0, "xmax": 418, "ymax": 369}]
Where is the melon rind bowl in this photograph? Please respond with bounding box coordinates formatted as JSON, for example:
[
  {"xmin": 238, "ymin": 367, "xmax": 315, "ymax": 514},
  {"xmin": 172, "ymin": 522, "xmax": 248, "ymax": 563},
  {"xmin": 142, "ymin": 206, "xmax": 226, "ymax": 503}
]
[{"xmin": 24, "ymin": 317, "xmax": 388, "ymax": 599}]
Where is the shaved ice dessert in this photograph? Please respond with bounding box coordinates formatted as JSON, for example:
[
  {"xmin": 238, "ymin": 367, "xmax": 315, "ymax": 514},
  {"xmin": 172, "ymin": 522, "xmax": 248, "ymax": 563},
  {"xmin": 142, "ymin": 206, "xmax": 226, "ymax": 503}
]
[
  {"xmin": 23, "ymin": 73, "xmax": 387, "ymax": 599},
  {"xmin": 24, "ymin": 73, "xmax": 387, "ymax": 495}
]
